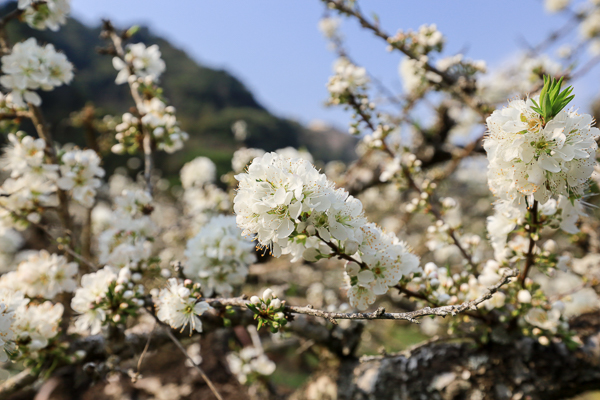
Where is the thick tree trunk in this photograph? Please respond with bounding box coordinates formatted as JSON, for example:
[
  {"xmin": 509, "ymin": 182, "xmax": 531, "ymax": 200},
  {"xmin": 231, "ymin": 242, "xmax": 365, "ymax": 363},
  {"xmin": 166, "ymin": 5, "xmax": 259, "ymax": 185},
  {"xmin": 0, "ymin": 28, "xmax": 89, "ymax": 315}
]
[{"xmin": 295, "ymin": 313, "xmax": 600, "ymax": 400}]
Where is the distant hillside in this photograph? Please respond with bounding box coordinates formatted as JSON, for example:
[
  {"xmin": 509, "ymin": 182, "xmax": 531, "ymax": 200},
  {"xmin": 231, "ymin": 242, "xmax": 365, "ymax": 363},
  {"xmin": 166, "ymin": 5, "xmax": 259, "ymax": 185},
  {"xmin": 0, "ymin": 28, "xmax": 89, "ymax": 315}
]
[{"xmin": 0, "ymin": 2, "xmax": 356, "ymax": 177}]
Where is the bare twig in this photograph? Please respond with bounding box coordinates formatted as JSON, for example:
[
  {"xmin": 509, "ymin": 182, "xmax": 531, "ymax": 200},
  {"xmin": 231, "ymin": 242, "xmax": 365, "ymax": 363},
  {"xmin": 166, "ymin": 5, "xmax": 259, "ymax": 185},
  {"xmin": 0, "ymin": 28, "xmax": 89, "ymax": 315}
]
[
  {"xmin": 203, "ymin": 268, "xmax": 517, "ymax": 323},
  {"xmin": 132, "ymin": 322, "xmax": 155, "ymax": 382},
  {"xmin": 164, "ymin": 329, "xmax": 223, "ymax": 400},
  {"xmin": 324, "ymin": 0, "xmax": 490, "ymax": 119},
  {"xmin": 0, "ymin": 368, "xmax": 38, "ymax": 398}
]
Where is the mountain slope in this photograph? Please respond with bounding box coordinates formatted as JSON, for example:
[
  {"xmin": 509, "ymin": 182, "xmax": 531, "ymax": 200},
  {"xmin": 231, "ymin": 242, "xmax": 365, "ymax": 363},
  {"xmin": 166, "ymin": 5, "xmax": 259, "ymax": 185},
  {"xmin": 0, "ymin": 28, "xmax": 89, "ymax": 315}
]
[{"xmin": 1, "ymin": 2, "xmax": 356, "ymax": 177}]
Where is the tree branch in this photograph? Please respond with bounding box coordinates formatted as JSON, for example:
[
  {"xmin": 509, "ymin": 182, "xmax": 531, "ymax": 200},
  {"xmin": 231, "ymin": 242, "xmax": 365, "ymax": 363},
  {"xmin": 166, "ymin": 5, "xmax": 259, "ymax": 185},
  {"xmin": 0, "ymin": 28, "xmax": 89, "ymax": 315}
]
[
  {"xmin": 520, "ymin": 200, "xmax": 539, "ymax": 287},
  {"xmin": 203, "ymin": 268, "xmax": 517, "ymax": 323}
]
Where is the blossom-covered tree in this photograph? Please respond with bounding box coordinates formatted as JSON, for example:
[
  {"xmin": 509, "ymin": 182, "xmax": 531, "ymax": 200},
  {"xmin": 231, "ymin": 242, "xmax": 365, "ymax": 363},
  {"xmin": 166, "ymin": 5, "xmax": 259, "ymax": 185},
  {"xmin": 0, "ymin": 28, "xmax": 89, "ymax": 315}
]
[{"xmin": 0, "ymin": 0, "xmax": 599, "ymax": 399}]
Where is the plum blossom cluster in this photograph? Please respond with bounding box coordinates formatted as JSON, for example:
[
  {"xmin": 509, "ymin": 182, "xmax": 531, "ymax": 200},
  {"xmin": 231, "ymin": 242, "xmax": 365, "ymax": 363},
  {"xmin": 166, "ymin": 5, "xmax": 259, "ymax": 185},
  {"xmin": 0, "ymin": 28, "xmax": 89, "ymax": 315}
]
[
  {"xmin": 0, "ymin": 134, "xmax": 105, "ymax": 228},
  {"xmin": 226, "ymin": 345, "xmax": 276, "ymax": 385},
  {"xmin": 0, "ymin": 288, "xmax": 63, "ymax": 369},
  {"xmin": 488, "ymin": 195, "xmax": 586, "ymax": 260},
  {"xmin": 18, "ymin": 0, "xmax": 71, "ymax": 31},
  {"xmin": 71, "ymin": 266, "xmax": 145, "ymax": 335},
  {"xmin": 416, "ymin": 261, "xmax": 508, "ymax": 308},
  {"xmin": 184, "ymin": 215, "xmax": 255, "ymax": 297},
  {"xmin": 234, "ymin": 153, "xmax": 420, "ymax": 309},
  {"xmin": 0, "ymin": 132, "xmax": 58, "ymax": 229},
  {"xmin": 179, "ymin": 157, "xmax": 230, "ymax": 231},
  {"xmin": 112, "ymin": 98, "xmax": 189, "ymax": 154},
  {"xmin": 318, "ymin": 16, "xmax": 341, "ymax": 40},
  {"xmin": 98, "ymin": 189, "xmax": 158, "ymax": 269},
  {"xmin": 57, "ymin": 149, "xmax": 105, "ymax": 207},
  {"xmin": 485, "ymin": 96, "xmax": 599, "ymax": 207},
  {"xmin": 0, "ymin": 38, "xmax": 73, "ymax": 107},
  {"xmin": 155, "ymin": 278, "xmax": 211, "ymax": 334},
  {"xmin": 415, "ymin": 260, "xmax": 573, "ymax": 345},
  {"xmin": 249, "ymin": 288, "xmax": 288, "ymax": 332},
  {"xmin": 388, "ymin": 24, "xmax": 445, "ymax": 56},
  {"xmin": 484, "ymin": 90, "xmax": 599, "ymax": 258},
  {"xmin": 0, "ymin": 250, "xmax": 78, "ymax": 298},
  {"xmin": 326, "ymin": 57, "xmax": 369, "ymax": 101},
  {"xmin": 344, "ymin": 223, "xmax": 420, "ymax": 309},
  {"xmin": 180, "ymin": 156, "xmax": 217, "ymax": 189},
  {"xmin": 112, "ymin": 43, "xmax": 166, "ymax": 85}
]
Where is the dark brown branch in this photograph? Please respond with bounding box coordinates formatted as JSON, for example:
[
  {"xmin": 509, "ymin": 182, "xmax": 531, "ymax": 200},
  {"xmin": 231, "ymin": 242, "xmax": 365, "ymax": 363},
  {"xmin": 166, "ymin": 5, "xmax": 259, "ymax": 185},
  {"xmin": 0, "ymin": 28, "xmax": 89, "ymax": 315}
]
[{"xmin": 520, "ymin": 200, "xmax": 539, "ymax": 287}]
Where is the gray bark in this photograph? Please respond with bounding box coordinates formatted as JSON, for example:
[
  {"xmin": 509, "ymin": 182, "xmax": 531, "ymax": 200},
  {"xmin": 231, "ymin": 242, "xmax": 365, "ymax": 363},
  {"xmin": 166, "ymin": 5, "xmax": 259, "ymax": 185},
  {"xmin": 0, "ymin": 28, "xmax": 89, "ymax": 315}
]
[{"xmin": 294, "ymin": 313, "xmax": 600, "ymax": 400}]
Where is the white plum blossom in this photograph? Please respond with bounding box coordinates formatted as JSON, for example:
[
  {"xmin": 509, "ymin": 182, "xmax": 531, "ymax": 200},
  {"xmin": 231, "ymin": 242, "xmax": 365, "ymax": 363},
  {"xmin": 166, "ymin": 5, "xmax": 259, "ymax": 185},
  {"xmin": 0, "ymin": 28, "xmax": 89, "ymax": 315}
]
[
  {"xmin": 0, "ymin": 174, "xmax": 58, "ymax": 230},
  {"xmin": 155, "ymin": 278, "xmax": 211, "ymax": 334},
  {"xmin": 226, "ymin": 346, "xmax": 276, "ymax": 384},
  {"xmin": 0, "ymin": 250, "xmax": 78, "ymax": 298},
  {"xmin": 327, "ymin": 57, "xmax": 368, "ymax": 96},
  {"xmin": 113, "ymin": 43, "xmax": 166, "ymax": 84},
  {"xmin": 484, "ymin": 94, "xmax": 598, "ymax": 246},
  {"xmin": 232, "ymin": 147, "xmax": 266, "ymax": 173},
  {"xmin": 184, "ymin": 215, "xmax": 256, "ymax": 297},
  {"xmin": 98, "ymin": 190, "xmax": 157, "ymax": 268},
  {"xmin": 71, "ymin": 266, "xmax": 143, "ymax": 335},
  {"xmin": 524, "ymin": 305, "xmax": 563, "ymax": 334},
  {"xmin": 180, "ymin": 157, "xmax": 217, "ymax": 189},
  {"xmin": 19, "ymin": 0, "xmax": 71, "ymax": 31},
  {"xmin": 57, "ymin": 149, "xmax": 105, "ymax": 207},
  {"xmin": 71, "ymin": 266, "xmax": 117, "ymax": 334},
  {"xmin": 399, "ymin": 57, "xmax": 428, "ymax": 95},
  {"xmin": 234, "ymin": 152, "xmax": 337, "ymax": 258},
  {"xmin": 318, "ymin": 17, "xmax": 341, "ymax": 39},
  {"xmin": 0, "ymin": 38, "xmax": 73, "ymax": 107},
  {"xmin": 275, "ymin": 147, "xmax": 314, "ymax": 164},
  {"xmin": 112, "ymin": 99, "xmax": 189, "ymax": 155},
  {"xmin": 183, "ymin": 184, "xmax": 231, "ymax": 232},
  {"xmin": 0, "ymin": 133, "xmax": 48, "ymax": 178},
  {"xmin": 518, "ymin": 290, "xmax": 532, "ymax": 303},
  {"xmin": 12, "ymin": 301, "xmax": 63, "ymax": 352}
]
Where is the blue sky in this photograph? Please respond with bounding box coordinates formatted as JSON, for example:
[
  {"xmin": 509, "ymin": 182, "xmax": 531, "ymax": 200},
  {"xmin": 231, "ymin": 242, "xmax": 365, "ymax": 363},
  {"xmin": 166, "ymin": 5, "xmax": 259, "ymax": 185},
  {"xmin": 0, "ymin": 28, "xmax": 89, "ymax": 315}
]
[{"xmin": 69, "ymin": 1, "xmax": 597, "ymax": 129}]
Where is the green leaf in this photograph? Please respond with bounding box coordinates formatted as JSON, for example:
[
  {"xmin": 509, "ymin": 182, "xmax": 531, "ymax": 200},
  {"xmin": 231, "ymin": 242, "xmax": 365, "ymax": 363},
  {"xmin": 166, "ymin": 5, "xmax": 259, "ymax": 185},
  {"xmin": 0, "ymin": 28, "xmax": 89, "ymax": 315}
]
[{"xmin": 533, "ymin": 75, "xmax": 575, "ymax": 123}]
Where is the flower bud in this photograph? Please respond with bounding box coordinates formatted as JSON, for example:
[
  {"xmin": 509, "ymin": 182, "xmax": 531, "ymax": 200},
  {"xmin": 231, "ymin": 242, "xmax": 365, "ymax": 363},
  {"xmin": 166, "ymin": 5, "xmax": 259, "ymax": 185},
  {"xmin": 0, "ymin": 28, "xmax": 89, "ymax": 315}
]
[
  {"xmin": 271, "ymin": 299, "xmax": 282, "ymax": 309},
  {"xmin": 262, "ymin": 288, "xmax": 273, "ymax": 301},
  {"xmin": 160, "ymin": 269, "xmax": 171, "ymax": 278},
  {"xmin": 250, "ymin": 296, "xmax": 261, "ymax": 306},
  {"xmin": 517, "ymin": 290, "xmax": 532, "ymax": 304}
]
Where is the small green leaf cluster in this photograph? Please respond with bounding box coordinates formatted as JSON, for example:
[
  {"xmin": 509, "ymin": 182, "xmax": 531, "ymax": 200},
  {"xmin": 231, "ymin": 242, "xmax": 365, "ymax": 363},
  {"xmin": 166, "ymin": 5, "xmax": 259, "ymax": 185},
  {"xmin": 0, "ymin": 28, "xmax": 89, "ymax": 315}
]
[{"xmin": 530, "ymin": 76, "xmax": 574, "ymax": 123}]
